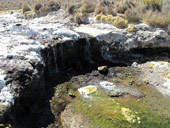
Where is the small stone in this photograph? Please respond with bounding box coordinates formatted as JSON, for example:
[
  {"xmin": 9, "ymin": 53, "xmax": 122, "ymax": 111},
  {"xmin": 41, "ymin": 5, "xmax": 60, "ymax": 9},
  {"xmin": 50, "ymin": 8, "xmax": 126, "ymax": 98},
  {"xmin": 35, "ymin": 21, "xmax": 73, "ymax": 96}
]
[
  {"xmin": 144, "ymin": 80, "xmax": 149, "ymax": 84},
  {"xmin": 98, "ymin": 66, "xmax": 108, "ymax": 75},
  {"xmin": 128, "ymin": 80, "xmax": 134, "ymax": 85},
  {"xmin": 132, "ymin": 62, "xmax": 138, "ymax": 67}
]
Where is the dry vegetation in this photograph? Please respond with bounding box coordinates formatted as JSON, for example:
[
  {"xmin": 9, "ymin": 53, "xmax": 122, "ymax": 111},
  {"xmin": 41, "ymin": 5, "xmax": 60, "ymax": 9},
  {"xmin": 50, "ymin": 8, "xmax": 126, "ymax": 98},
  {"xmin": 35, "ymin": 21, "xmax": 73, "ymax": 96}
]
[{"xmin": 1, "ymin": 0, "xmax": 170, "ymax": 28}]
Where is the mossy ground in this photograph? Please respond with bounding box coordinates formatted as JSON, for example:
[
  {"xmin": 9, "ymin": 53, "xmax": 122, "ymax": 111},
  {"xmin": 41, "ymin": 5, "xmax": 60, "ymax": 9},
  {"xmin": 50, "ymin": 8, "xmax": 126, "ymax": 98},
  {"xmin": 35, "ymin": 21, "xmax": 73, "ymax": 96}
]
[
  {"xmin": 109, "ymin": 66, "xmax": 143, "ymax": 87},
  {"xmin": 71, "ymin": 87, "xmax": 170, "ymax": 128},
  {"xmin": 51, "ymin": 66, "xmax": 170, "ymax": 128},
  {"xmin": 72, "ymin": 92, "xmax": 133, "ymax": 128}
]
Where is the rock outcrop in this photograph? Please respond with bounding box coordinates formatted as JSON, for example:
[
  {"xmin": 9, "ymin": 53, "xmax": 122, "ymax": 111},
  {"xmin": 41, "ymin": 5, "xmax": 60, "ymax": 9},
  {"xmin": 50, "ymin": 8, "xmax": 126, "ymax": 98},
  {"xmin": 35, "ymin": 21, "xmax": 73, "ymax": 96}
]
[{"xmin": 0, "ymin": 9, "xmax": 170, "ymax": 127}]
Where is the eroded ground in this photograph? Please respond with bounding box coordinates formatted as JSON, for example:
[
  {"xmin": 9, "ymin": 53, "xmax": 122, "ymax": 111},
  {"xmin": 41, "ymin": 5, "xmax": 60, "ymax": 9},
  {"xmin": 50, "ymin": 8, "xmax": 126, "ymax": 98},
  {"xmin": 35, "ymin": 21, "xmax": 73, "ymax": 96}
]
[{"xmin": 49, "ymin": 61, "xmax": 170, "ymax": 128}]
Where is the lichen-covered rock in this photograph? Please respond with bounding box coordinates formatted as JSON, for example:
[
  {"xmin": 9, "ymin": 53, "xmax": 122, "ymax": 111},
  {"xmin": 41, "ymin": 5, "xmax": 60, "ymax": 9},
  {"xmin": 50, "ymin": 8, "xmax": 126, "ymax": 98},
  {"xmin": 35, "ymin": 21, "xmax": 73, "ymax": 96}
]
[{"xmin": 78, "ymin": 86, "xmax": 98, "ymax": 98}]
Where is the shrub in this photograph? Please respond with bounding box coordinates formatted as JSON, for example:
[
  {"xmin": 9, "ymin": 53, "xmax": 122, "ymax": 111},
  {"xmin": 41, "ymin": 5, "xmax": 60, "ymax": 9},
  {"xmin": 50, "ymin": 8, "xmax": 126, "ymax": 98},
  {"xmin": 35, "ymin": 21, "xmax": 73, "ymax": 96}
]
[
  {"xmin": 48, "ymin": 1, "xmax": 60, "ymax": 11},
  {"xmin": 22, "ymin": 4, "xmax": 31, "ymax": 14},
  {"xmin": 94, "ymin": 1, "xmax": 116, "ymax": 16},
  {"xmin": 39, "ymin": 1, "xmax": 60, "ymax": 15},
  {"xmin": 101, "ymin": 15, "xmax": 107, "ymax": 22},
  {"xmin": 143, "ymin": 0, "xmax": 162, "ymax": 6},
  {"xmin": 34, "ymin": 3, "xmax": 42, "ymax": 11},
  {"xmin": 106, "ymin": 15, "xmax": 116, "ymax": 22},
  {"xmin": 162, "ymin": 0, "xmax": 170, "ymax": 13},
  {"xmin": 115, "ymin": 0, "xmax": 136, "ymax": 14},
  {"xmin": 80, "ymin": 0, "xmax": 95, "ymax": 13},
  {"xmin": 113, "ymin": 16, "xmax": 128, "ymax": 28},
  {"xmin": 96, "ymin": 13, "xmax": 116, "ymax": 23},
  {"xmin": 125, "ymin": 8, "xmax": 141, "ymax": 22},
  {"xmin": 142, "ymin": 10, "xmax": 170, "ymax": 27},
  {"xmin": 34, "ymin": 3, "xmax": 42, "ymax": 15},
  {"xmin": 66, "ymin": 5, "xmax": 76, "ymax": 15},
  {"xmin": 142, "ymin": 0, "xmax": 162, "ymax": 11}
]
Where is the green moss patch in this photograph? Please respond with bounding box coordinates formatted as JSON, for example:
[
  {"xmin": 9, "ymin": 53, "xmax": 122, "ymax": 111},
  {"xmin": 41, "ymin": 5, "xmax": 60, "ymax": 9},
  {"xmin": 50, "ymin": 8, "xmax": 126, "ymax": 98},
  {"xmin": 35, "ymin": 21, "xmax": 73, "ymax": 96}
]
[
  {"xmin": 72, "ymin": 91, "xmax": 141, "ymax": 128},
  {"xmin": 71, "ymin": 88, "xmax": 170, "ymax": 128}
]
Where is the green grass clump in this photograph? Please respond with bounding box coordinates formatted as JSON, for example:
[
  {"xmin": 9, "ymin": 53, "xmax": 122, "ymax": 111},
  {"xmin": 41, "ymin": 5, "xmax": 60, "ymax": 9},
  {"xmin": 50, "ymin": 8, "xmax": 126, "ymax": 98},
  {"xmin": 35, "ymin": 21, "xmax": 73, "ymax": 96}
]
[
  {"xmin": 96, "ymin": 14, "xmax": 116, "ymax": 23},
  {"xmin": 94, "ymin": 1, "xmax": 116, "ymax": 16},
  {"xmin": 80, "ymin": 0, "xmax": 95, "ymax": 13},
  {"xmin": 113, "ymin": 16, "xmax": 128, "ymax": 28},
  {"xmin": 142, "ymin": 10, "xmax": 170, "ymax": 27},
  {"xmin": 125, "ymin": 8, "xmax": 141, "ymax": 22},
  {"xmin": 106, "ymin": 14, "xmax": 116, "ymax": 22},
  {"xmin": 96, "ymin": 13, "xmax": 128, "ymax": 28},
  {"xmin": 39, "ymin": 1, "xmax": 60, "ymax": 15},
  {"xmin": 143, "ymin": 0, "xmax": 162, "ymax": 6}
]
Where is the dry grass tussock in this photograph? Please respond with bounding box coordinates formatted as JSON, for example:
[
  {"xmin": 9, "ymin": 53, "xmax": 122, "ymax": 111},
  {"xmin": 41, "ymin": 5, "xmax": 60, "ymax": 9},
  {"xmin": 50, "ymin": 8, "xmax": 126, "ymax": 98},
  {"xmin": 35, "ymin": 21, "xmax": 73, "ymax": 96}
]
[{"xmin": 1, "ymin": 0, "xmax": 170, "ymax": 28}]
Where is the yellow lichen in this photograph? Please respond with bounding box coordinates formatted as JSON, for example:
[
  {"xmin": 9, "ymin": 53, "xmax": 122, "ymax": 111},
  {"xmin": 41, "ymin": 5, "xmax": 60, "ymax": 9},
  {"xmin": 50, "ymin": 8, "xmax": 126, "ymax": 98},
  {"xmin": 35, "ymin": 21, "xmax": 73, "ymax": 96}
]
[
  {"xmin": 84, "ymin": 86, "xmax": 98, "ymax": 95},
  {"xmin": 127, "ymin": 24, "xmax": 136, "ymax": 32},
  {"xmin": 121, "ymin": 107, "xmax": 140, "ymax": 123}
]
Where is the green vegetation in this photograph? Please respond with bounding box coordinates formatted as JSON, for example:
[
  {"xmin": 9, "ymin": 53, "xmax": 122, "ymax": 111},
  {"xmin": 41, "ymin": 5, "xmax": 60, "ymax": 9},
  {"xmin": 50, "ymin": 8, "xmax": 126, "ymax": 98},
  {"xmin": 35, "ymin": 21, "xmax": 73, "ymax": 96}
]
[
  {"xmin": 95, "ymin": 0, "xmax": 170, "ymax": 28},
  {"xmin": 142, "ymin": 10, "xmax": 170, "ymax": 27},
  {"xmin": 124, "ymin": 9, "xmax": 141, "ymax": 23},
  {"xmin": 49, "ymin": 66, "xmax": 170, "ymax": 128},
  {"xmin": 80, "ymin": 0, "xmax": 95, "ymax": 13},
  {"xmin": 94, "ymin": 1, "xmax": 116, "ymax": 16},
  {"xmin": 96, "ymin": 14, "xmax": 128, "ymax": 28},
  {"xmin": 2, "ymin": 0, "xmax": 170, "ymax": 29},
  {"xmin": 72, "ymin": 92, "xmax": 131, "ymax": 128},
  {"xmin": 143, "ymin": 0, "xmax": 163, "ymax": 7},
  {"xmin": 113, "ymin": 16, "xmax": 128, "ymax": 28},
  {"xmin": 71, "ymin": 88, "xmax": 170, "ymax": 128},
  {"xmin": 49, "ymin": 82, "xmax": 77, "ymax": 127}
]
